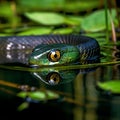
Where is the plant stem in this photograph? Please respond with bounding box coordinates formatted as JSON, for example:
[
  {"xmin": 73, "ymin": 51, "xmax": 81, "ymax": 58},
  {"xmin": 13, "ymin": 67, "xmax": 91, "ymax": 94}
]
[{"xmin": 104, "ymin": 0, "xmax": 109, "ymax": 43}]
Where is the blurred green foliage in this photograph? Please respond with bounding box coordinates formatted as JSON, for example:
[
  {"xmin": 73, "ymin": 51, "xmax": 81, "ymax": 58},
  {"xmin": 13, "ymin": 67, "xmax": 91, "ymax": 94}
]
[
  {"xmin": 81, "ymin": 9, "xmax": 118, "ymax": 32},
  {"xmin": 0, "ymin": 0, "xmax": 119, "ymax": 40},
  {"xmin": 17, "ymin": 0, "xmax": 99, "ymax": 12}
]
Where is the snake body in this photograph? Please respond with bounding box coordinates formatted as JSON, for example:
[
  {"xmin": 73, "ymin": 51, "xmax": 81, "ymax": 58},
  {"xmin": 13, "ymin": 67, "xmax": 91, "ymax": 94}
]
[{"xmin": 0, "ymin": 34, "xmax": 100, "ymax": 66}]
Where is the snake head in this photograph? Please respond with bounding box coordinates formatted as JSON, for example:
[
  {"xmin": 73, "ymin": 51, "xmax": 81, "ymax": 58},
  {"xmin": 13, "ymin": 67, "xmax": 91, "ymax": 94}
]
[{"xmin": 28, "ymin": 44, "xmax": 79, "ymax": 66}]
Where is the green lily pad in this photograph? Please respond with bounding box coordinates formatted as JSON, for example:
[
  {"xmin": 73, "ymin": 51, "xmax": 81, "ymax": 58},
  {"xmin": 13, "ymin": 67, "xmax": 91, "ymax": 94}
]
[
  {"xmin": 98, "ymin": 80, "xmax": 120, "ymax": 94},
  {"xmin": 25, "ymin": 12, "xmax": 65, "ymax": 25}
]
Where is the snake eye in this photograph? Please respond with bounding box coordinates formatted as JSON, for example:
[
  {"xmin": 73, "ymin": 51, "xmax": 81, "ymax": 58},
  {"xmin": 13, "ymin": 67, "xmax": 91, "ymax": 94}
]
[
  {"xmin": 48, "ymin": 49, "xmax": 61, "ymax": 62},
  {"xmin": 46, "ymin": 72, "xmax": 61, "ymax": 85}
]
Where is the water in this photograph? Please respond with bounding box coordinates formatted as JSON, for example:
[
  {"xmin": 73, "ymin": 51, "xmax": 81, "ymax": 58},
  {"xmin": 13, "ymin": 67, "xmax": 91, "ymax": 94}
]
[{"xmin": 0, "ymin": 45, "xmax": 120, "ymax": 120}]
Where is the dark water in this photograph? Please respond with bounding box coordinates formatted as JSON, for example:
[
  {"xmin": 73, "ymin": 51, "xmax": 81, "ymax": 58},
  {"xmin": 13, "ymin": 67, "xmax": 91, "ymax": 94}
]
[{"xmin": 0, "ymin": 46, "xmax": 120, "ymax": 120}]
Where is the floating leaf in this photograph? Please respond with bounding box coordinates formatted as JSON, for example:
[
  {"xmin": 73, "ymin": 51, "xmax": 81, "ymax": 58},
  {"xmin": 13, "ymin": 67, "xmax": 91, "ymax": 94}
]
[
  {"xmin": 17, "ymin": 90, "xmax": 59, "ymax": 101},
  {"xmin": 17, "ymin": 91, "xmax": 27, "ymax": 98},
  {"xmin": 29, "ymin": 91, "xmax": 46, "ymax": 100},
  {"xmin": 25, "ymin": 12, "xmax": 65, "ymax": 25},
  {"xmin": 29, "ymin": 90, "xmax": 59, "ymax": 100},
  {"xmin": 98, "ymin": 80, "xmax": 120, "ymax": 94}
]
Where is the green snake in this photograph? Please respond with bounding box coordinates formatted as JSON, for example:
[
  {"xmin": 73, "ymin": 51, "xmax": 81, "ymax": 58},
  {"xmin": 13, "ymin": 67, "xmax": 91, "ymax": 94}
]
[{"xmin": 0, "ymin": 34, "xmax": 100, "ymax": 66}]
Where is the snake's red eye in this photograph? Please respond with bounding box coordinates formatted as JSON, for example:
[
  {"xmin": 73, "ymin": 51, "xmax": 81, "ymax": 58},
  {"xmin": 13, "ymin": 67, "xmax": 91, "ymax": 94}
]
[{"xmin": 47, "ymin": 50, "xmax": 61, "ymax": 62}]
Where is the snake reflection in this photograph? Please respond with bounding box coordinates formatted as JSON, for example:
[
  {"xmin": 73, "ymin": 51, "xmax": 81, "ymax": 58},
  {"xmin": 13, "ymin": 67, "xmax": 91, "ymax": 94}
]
[{"xmin": 31, "ymin": 66, "xmax": 98, "ymax": 85}]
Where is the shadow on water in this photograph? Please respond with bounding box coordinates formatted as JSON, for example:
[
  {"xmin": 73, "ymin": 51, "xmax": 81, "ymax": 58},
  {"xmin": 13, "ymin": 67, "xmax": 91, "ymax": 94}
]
[{"xmin": 0, "ymin": 46, "xmax": 120, "ymax": 120}]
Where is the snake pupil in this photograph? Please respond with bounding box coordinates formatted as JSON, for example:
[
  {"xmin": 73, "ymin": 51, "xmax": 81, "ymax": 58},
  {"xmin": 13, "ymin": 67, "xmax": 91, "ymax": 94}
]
[{"xmin": 54, "ymin": 54, "xmax": 57, "ymax": 58}]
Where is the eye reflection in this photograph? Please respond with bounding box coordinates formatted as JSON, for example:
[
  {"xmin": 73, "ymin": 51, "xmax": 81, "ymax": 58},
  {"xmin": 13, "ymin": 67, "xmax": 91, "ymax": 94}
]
[
  {"xmin": 31, "ymin": 69, "xmax": 80, "ymax": 85},
  {"xmin": 46, "ymin": 72, "xmax": 61, "ymax": 85}
]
